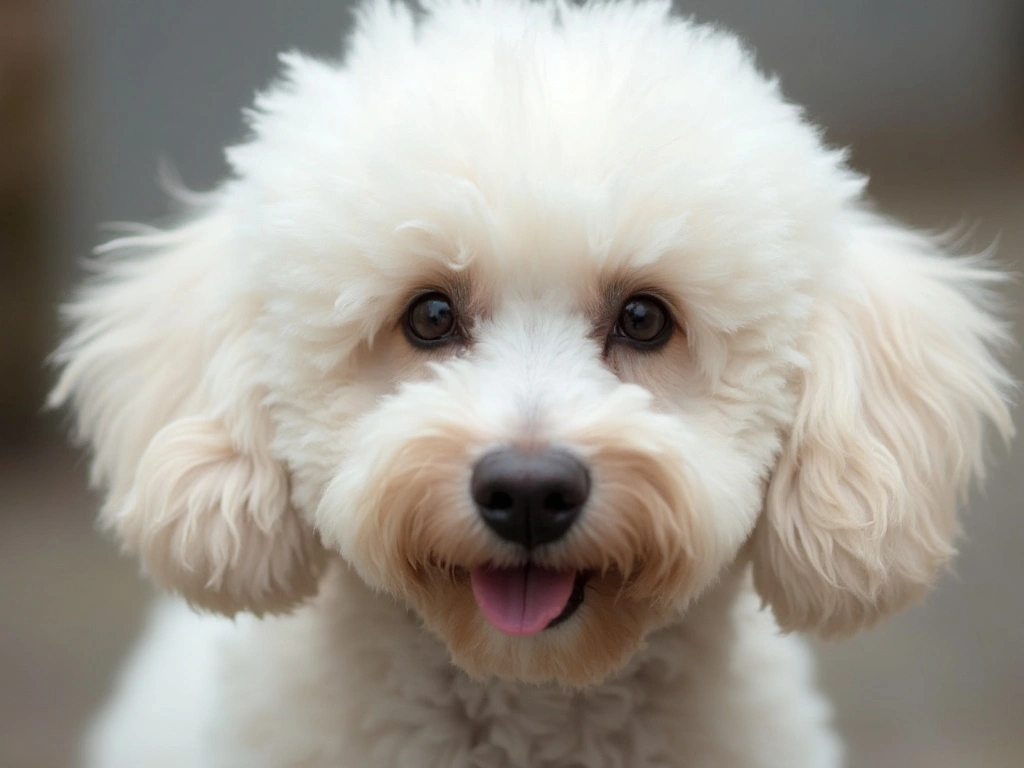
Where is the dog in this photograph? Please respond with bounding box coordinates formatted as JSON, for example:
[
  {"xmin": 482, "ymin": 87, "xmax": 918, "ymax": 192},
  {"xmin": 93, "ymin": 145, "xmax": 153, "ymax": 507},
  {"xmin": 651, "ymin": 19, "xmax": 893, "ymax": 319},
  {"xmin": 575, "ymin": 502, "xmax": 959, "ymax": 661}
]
[{"xmin": 52, "ymin": 1, "xmax": 1015, "ymax": 765}]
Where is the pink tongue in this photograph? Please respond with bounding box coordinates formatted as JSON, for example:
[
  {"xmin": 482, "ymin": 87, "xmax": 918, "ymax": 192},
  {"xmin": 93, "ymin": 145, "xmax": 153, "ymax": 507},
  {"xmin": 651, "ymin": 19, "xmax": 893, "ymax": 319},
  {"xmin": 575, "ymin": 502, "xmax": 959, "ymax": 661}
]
[{"xmin": 470, "ymin": 566, "xmax": 577, "ymax": 636}]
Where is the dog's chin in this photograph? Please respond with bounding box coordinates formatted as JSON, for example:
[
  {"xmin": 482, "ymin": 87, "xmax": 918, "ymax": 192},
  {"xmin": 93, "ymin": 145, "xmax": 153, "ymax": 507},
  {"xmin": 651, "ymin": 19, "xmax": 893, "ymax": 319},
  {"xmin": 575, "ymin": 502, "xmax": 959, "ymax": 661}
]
[{"xmin": 411, "ymin": 568, "xmax": 672, "ymax": 688}]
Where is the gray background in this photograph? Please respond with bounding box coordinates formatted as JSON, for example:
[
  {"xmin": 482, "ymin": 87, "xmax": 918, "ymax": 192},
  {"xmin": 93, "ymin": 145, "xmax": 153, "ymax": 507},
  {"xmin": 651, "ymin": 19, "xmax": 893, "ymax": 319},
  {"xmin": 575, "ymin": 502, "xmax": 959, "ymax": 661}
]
[{"xmin": 2, "ymin": 2, "xmax": 1022, "ymax": 766}]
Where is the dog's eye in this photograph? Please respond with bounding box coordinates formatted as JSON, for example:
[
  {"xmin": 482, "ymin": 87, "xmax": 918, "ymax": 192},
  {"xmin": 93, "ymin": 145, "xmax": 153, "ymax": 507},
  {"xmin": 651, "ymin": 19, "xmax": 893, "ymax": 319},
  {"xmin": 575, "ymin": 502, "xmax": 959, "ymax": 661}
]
[
  {"xmin": 405, "ymin": 292, "xmax": 458, "ymax": 347},
  {"xmin": 613, "ymin": 295, "xmax": 673, "ymax": 349}
]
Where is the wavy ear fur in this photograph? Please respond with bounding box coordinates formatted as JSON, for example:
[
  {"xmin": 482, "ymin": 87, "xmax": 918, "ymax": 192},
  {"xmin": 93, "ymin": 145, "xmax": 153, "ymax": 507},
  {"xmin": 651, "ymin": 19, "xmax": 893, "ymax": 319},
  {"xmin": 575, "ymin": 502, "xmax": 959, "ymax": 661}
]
[
  {"xmin": 752, "ymin": 214, "xmax": 1015, "ymax": 636},
  {"xmin": 50, "ymin": 210, "xmax": 327, "ymax": 615}
]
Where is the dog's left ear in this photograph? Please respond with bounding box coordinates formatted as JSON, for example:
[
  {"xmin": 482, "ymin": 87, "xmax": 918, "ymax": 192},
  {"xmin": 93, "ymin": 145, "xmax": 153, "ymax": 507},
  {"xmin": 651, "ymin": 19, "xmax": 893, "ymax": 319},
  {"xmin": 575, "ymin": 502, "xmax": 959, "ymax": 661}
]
[
  {"xmin": 751, "ymin": 214, "xmax": 1014, "ymax": 636},
  {"xmin": 50, "ymin": 209, "xmax": 327, "ymax": 615}
]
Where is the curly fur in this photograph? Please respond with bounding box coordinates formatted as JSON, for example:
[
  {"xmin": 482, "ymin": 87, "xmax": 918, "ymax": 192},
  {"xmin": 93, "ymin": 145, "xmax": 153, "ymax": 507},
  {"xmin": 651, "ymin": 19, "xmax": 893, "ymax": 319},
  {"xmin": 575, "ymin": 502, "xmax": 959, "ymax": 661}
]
[{"xmin": 52, "ymin": 1, "xmax": 1013, "ymax": 766}]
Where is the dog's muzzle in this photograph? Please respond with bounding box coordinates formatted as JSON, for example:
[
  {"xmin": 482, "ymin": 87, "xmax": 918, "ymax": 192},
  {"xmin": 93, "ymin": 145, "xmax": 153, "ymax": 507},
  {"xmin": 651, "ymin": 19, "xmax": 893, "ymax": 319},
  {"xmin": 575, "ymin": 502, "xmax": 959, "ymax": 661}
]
[{"xmin": 468, "ymin": 447, "xmax": 590, "ymax": 636}]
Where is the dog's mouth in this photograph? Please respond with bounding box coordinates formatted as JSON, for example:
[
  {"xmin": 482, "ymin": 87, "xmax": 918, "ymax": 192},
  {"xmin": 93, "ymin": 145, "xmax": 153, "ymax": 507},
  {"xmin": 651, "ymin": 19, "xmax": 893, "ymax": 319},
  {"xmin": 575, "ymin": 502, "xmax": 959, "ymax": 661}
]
[{"xmin": 469, "ymin": 565, "xmax": 589, "ymax": 636}]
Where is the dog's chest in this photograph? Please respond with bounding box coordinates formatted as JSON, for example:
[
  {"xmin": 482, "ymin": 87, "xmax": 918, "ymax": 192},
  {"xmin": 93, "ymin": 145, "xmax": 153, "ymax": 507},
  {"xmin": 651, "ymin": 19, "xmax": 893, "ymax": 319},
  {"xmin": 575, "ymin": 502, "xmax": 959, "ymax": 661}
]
[
  {"xmin": 216, "ymin": 578, "xmax": 840, "ymax": 768},
  {"xmin": 361, "ymin": 672, "xmax": 679, "ymax": 768}
]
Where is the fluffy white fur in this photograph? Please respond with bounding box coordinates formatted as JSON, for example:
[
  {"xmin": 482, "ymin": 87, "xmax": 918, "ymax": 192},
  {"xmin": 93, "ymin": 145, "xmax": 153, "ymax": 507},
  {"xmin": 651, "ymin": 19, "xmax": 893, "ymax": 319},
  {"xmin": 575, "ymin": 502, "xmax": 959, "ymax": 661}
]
[{"xmin": 52, "ymin": 1, "xmax": 1014, "ymax": 766}]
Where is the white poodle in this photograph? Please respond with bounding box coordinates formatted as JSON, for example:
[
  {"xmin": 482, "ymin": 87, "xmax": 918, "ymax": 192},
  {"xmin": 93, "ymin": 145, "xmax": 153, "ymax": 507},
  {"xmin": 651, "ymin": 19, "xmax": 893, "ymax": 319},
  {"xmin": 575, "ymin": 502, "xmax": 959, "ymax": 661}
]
[{"xmin": 52, "ymin": 1, "xmax": 1014, "ymax": 766}]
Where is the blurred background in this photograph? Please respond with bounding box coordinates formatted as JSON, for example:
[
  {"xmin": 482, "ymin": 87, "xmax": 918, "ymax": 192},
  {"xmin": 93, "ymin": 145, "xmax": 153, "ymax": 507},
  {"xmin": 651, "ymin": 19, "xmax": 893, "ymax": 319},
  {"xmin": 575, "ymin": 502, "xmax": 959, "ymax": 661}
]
[{"xmin": 1, "ymin": 1, "xmax": 1021, "ymax": 766}]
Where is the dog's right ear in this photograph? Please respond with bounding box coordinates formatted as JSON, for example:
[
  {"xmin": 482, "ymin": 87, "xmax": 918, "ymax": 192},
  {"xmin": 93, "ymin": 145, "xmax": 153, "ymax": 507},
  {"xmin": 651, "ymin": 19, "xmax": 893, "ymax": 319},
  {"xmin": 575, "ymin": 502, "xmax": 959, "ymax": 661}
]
[{"xmin": 50, "ymin": 209, "xmax": 327, "ymax": 615}]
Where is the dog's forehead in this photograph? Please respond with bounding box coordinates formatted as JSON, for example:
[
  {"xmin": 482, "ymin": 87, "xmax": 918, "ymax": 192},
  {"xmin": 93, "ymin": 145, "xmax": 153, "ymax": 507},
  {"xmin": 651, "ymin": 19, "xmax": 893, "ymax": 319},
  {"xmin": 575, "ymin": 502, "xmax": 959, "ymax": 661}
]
[{"xmin": 372, "ymin": 179, "xmax": 704, "ymax": 326}]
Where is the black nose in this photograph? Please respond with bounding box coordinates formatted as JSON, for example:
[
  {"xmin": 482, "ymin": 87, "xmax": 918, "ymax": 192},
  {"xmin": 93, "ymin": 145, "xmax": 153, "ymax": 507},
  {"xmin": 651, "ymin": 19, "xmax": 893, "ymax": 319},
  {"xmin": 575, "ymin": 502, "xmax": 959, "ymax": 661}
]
[{"xmin": 471, "ymin": 448, "xmax": 590, "ymax": 548}]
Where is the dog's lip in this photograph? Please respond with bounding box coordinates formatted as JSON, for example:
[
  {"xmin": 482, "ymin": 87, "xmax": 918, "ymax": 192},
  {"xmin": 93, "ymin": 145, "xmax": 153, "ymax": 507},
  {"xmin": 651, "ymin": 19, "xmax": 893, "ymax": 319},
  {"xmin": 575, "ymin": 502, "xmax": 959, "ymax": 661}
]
[{"xmin": 544, "ymin": 571, "xmax": 589, "ymax": 630}]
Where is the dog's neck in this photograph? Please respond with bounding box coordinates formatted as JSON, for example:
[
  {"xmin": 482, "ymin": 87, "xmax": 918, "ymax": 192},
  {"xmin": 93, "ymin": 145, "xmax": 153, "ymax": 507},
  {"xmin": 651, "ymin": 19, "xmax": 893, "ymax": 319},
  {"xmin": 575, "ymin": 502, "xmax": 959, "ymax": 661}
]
[
  {"xmin": 231, "ymin": 561, "xmax": 804, "ymax": 767},
  {"xmin": 320, "ymin": 558, "xmax": 747, "ymax": 701}
]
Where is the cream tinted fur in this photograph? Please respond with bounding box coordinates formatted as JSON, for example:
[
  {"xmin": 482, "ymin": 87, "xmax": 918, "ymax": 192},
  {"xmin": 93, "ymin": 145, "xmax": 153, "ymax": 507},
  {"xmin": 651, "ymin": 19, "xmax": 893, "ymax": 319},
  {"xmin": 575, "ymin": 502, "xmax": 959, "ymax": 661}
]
[
  {"xmin": 53, "ymin": 0, "xmax": 1013, "ymax": 765},
  {"xmin": 86, "ymin": 567, "xmax": 841, "ymax": 768}
]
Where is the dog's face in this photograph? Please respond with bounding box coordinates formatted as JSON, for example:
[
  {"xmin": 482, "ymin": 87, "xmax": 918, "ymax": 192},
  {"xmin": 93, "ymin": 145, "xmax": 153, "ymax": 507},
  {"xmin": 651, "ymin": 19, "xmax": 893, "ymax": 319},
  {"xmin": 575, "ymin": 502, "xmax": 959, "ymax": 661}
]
[
  {"xmin": 53, "ymin": 0, "xmax": 1013, "ymax": 687},
  {"xmin": 283, "ymin": 185, "xmax": 795, "ymax": 684}
]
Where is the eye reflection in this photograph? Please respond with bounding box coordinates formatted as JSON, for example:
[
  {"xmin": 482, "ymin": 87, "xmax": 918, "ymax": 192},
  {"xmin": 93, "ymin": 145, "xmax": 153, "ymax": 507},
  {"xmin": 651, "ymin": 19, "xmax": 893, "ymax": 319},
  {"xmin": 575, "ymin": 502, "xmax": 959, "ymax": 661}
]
[
  {"xmin": 612, "ymin": 295, "xmax": 672, "ymax": 349},
  {"xmin": 404, "ymin": 292, "xmax": 459, "ymax": 348}
]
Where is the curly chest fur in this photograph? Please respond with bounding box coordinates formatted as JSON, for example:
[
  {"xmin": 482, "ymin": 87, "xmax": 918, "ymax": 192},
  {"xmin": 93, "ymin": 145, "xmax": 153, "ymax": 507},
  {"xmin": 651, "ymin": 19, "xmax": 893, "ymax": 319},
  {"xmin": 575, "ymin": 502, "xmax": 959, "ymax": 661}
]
[
  {"xmin": 358, "ymin": 663, "xmax": 680, "ymax": 767},
  {"xmin": 209, "ymin": 569, "xmax": 838, "ymax": 768}
]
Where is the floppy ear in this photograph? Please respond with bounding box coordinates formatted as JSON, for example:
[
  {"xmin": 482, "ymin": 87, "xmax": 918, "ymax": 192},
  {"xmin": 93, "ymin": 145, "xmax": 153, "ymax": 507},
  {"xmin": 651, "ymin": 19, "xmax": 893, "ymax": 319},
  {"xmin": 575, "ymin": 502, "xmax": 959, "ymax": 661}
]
[
  {"xmin": 751, "ymin": 214, "xmax": 1015, "ymax": 636},
  {"xmin": 50, "ymin": 209, "xmax": 327, "ymax": 615}
]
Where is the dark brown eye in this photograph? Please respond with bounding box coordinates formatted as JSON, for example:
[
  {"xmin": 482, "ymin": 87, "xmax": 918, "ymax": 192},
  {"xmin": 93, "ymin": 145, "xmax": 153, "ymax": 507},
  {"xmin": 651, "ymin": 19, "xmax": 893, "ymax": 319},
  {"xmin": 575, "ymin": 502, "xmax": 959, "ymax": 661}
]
[
  {"xmin": 614, "ymin": 295, "xmax": 672, "ymax": 348},
  {"xmin": 405, "ymin": 292, "xmax": 458, "ymax": 347}
]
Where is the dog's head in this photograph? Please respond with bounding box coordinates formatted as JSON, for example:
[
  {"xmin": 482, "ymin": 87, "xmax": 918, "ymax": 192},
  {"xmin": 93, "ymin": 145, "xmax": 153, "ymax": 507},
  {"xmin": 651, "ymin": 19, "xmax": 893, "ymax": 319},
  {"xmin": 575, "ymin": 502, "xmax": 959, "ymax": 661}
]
[{"xmin": 53, "ymin": 0, "xmax": 1013, "ymax": 686}]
